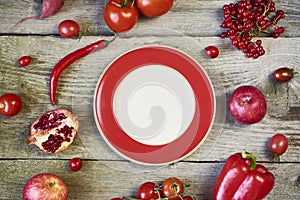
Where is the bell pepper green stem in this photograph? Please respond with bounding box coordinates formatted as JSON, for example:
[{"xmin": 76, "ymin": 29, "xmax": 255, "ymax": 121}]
[{"xmin": 242, "ymin": 151, "xmax": 257, "ymax": 170}]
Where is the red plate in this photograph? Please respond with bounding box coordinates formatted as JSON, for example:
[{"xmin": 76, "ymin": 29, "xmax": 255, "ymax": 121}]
[{"xmin": 94, "ymin": 46, "xmax": 215, "ymax": 165}]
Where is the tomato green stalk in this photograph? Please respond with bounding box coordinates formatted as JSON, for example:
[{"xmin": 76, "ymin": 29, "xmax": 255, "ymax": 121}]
[
  {"xmin": 213, "ymin": 152, "xmax": 275, "ymax": 200},
  {"xmin": 49, "ymin": 34, "xmax": 116, "ymax": 105},
  {"xmin": 111, "ymin": 0, "xmax": 135, "ymax": 8}
]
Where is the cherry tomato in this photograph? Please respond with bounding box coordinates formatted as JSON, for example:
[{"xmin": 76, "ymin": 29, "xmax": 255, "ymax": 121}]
[
  {"xmin": 111, "ymin": 198, "xmax": 122, "ymax": 200},
  {"xmin": 273, "ymin": 67, "xmax": 297, "ymax": 82},
  {"xmin": 104, "ymin": 0, "xmax": 139, "ymax": 33},
  {"xmin": 0, "ymin": 93, "xmax": 22, "ymax": 117},
  {"xmin": 137, "ymin": 181, "xmax": 161, "ymax": 199},
  {"xmin": 162, "ymin": 177, "xmax": 184, "ymax": 197},
  {"xmin": 58, "ymin": 20, "xmax": 81, "ymax": 38},
  {"xmin": 69, "ymin": 158, "xmax": 82, "ymax": 171},
  {"xmin": 18, "ymin": 56, "xmax": 31, "ymax": 67},
  {"xmin": 136, "ymin": 0, "xmax": 174, "ymax": 17},
  {"xmin": 204, "ymin": 46, "xmax": 219, "ymax": 59},
  {"xmin": 269, "ymin": 133, "xmax": 288, "ymax": 161}
]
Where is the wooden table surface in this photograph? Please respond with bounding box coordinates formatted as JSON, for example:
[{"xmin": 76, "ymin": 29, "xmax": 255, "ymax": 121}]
[{"xmin": 0, "ymin": 0, "xmax": 299, "ymax": 199}]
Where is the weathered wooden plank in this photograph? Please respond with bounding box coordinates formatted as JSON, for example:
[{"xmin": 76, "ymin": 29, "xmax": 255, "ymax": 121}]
[
  {"xmin": 0, "ymin": 160, "xmax": 298, "ymax": 199},
  {"xmin": 0, "ymin": 1, "xmax": 299, "ymax": 200},
  {"xmin": 0, "ymin": 36, "xmax": 299, "ymax": 163},
  {"xmin": 0, "ymin": 0, "xmax": 299, "ymax": 37}
]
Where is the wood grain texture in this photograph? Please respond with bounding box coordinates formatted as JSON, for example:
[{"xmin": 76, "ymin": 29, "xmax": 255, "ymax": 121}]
[
  {"xmin": 0, "ymin": 0, "xmax": 299, "ymax": 199},
  {"xmin": 1, "ymin": 0, "xmax": 299, "ymax": 37},
  {"xmin": 0, "ymin": 160, "xmax": 299, "ymax": 200}
]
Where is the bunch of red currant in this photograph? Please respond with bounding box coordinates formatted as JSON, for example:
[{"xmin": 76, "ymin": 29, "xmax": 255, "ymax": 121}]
[
  {"xmin": 220, "ymin": 0, "xmax": 285, "ymax": 59},
  {"xmin": 111, "ymin": 177, "xmax": 196, "ymax": 200}
]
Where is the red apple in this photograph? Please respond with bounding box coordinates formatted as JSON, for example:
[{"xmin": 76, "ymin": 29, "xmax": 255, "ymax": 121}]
[
  {"xmin": 228, "ymin": 85, "xmax": 267, "ymax": 124},
  {"xmin": 22, "ymin": 173, "xmax": 68, "ymax": 200}
]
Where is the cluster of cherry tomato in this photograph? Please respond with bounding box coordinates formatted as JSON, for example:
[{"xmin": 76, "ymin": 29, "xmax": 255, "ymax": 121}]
[
  {"xmin": 104, "ymin": 0, "xmax": 174, "ymax": 33},
  {"xmin": 111, "ymin": 177, "xmax": 196, "ymax": 200},
  {"xmin": 56, "ymin": 1, "xmax": 175, "ymax": 37}
]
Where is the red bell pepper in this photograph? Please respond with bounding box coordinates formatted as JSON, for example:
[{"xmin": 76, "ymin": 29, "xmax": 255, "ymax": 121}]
[{"xmin": 213, "ymin": 152, "xmax": 275, "ymax": 200}]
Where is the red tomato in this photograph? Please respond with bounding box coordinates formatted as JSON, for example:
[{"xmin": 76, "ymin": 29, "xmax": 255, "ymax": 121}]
[
  {"xmin": 137, "ymin": 181, "xmax": 161, "ymax": 199},
  {"xmin": 0, "ymin": 93, "xmax": 22, "ymax": 117},
  {"xmin": 58, "ymin": 20, "xmax": 81, "ymax": 38},
  {"xmin": 136, "ymin": 0, "xmax": 174, "ymax": 17},
  {"xmin": 273, "ymin": 67, "xmax": 297, "ymax": 82},
  {"xmin": 18, "ymin": 56, "xmax": 31, "ymax": 67},
  {"xmin": 104, "ymin": 0, "xmax": 139, "ymax": 33},
  {"xmin": 269, "ymin": 133, "xmax": 288, "ymax": 161},
  {"xmin": 69, "ymin": 158, "xmax": 83, "ymax": 171},
  {"xmin": 162, "ymin": 177, "xmax": 184, "ymax": 197}
]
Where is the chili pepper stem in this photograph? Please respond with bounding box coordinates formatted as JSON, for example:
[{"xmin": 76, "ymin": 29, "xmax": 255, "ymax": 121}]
[
  {"xmin": 242, "ymin": 151, "xmax": 257, "ymax": 170},
  {"xmin": 105, "ymin": 32, "xmax": 117, "ymax": 46}
]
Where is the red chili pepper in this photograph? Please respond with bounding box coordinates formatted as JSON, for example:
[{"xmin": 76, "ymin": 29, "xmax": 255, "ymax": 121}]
[
  {"xmin": 49, "ymin": 35, "xmax": 116, "ymax": 105},
  {"xmin": 213, "ymin": 152, "xmax": 275, "ymax": 200}
]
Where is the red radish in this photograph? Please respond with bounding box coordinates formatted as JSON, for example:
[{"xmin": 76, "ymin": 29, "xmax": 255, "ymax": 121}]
[{"xmin": 14, "ymin": 0, "xmax": 64, "ymax": 27}]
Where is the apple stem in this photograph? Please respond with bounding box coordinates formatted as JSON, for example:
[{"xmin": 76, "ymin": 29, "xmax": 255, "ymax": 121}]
[
  {"xmin": 240, "ymin": 97, "xmax": 250, "ymax": 105},
  {"xmin": 48, "ymin": 182, "xmax": 56, "ymax": 188}
]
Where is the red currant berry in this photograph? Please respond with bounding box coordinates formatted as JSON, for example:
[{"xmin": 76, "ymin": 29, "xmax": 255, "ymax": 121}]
[
  {"xmin": 246, "ymin": 3, "xmax": 253, "ymax": 10},
  {"xmin": 273, "ymin": 33, "xmax": 280, "ymax": 38},
  {"xmin": 221, "ymin": 32, "xmax": 228, "ymax": 38},
  {"xmin": 269, "ymin": 7, "xmax": 275, "ymax": 12},
  {"xmin": 246, "ymin": 52, "xmax": 253, "ymax": 58},
  {"xmin": 256, "ymin": 40, "xmax": 262, "ymax": 46},
  {"xmin": 259, "ymin": 49, "xmax": 265, "ymax": 56}
]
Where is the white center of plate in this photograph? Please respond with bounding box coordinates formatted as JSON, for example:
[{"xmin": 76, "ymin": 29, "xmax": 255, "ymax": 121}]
[{"xmin": 113, "ymin": 65, "xmax": 196, "ymax": 146}]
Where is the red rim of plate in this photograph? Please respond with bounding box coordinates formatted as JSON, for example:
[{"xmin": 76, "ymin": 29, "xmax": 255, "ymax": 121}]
[{"xmin": 94, "ymin": 45, "xmax": 215, "ymax": 165}]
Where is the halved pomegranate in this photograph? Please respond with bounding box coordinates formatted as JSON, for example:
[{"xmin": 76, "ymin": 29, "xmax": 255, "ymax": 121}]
[{"xmin": 27, "ymin": 109, "xmax": 79, "ymax": 154}]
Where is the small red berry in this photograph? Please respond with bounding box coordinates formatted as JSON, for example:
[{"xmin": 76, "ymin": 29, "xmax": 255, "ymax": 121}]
[
  {"xmin": 18, "ymin": 56, "xmax": 31, "ymax": 67},
  {"xmin": 69, "ymin": 158, "xmax": 82, "ymax": 172}
]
